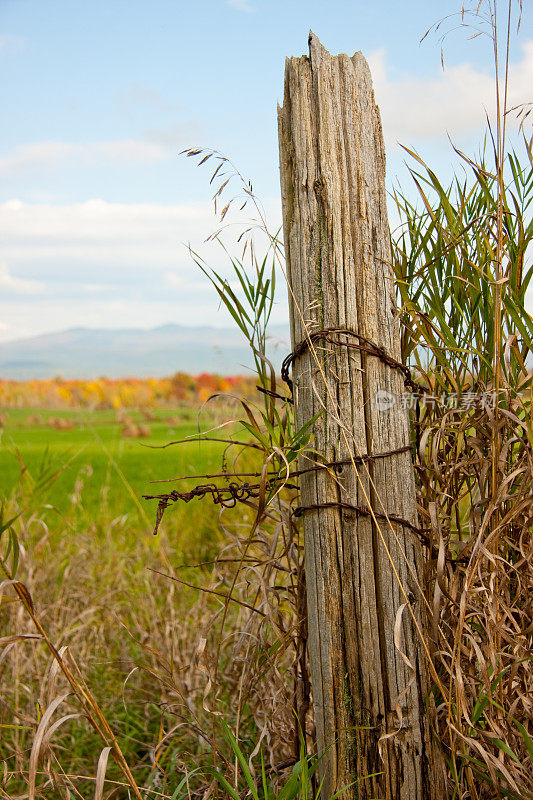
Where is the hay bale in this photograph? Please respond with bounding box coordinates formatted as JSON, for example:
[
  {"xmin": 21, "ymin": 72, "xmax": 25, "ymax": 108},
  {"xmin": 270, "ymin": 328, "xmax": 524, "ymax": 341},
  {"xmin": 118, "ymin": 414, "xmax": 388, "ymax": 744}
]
[
  {"xmin": 57, "ymin": 418, "xmax": 74, "ymax": 430},
  {"xmin": 121, "ymin": 423, "xmax": 139, "ymax": 438},
  {"xmin": 48, "ymin": 416, "xmax": 74, "ymax": 430}
]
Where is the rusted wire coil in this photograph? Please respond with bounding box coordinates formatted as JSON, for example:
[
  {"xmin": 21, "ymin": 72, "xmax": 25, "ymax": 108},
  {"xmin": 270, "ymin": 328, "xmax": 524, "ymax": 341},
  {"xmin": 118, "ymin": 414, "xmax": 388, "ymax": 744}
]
[
  {"xmin": 292, "ymin": 501, "xmax": 428, "ymax": 540},
  {"xmin": 281, "ymin": 327, "xmax": 426, "ymax": 395},
  {"xmin": 144, "ymin": 452, "xmax": 468, "ymax": 560},
  {"xmin": 292, "ymin": 501, "xmax": 469, "ymax": 562},
  {"xmin": 146, "ymin": 481, "xmax": 262, "ymax": 508},
  {"xmin": 144, "ymin": 446, "xmax": 414, "ymax": 535},
  {"xmin": 146, "ymin": 481, "xmax": 266, "ymax": 535}
]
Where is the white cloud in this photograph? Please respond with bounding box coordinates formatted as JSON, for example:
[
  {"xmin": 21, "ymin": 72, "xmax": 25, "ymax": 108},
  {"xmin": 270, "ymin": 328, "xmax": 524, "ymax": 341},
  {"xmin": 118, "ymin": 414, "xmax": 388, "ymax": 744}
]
[
  {"xmin": 0, "ymin": 195, "xmax": 287, "ymax": 342},
  {"xmin": 0, "ymin": 197, "xmax": 280, "ymax": 256},
  {"xmin": 163, "ymin": 271, "xmax": 186, "ymax": 288},
  {"xmin": 0, "ymin": 139, "xmax": 172, "ymax": 177},
  {"xmin": 0, "ymin": 262, "xmax": 45, "ymax": 295},
  {"xmin": 227, "ymin": 0, "xmax": 255, "ymax": 11},
  {"xmin": 81, "ymin": 283, "xmax": 108, "ymax": 293},
  {"xmin": 144, "ymin": 123, "xmax": 201, "ymax": 147},
  {"xmin": 0, "ymin": 198, "xmax": 211, "ymax": 249},
  {"xmin": 162, "ymin": 272, "xmax": 214, "ymax": 291},
  {"xmin": 117, "ymin": 83, "xmax": 181, "ymax": 114},
  {"xmin": 368, "ymin": 40, "xmax": 533, "ymax": 142}
]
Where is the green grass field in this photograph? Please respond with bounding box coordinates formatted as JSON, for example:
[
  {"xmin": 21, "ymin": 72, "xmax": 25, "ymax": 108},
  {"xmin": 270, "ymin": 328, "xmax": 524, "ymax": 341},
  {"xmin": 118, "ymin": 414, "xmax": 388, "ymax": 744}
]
[
  {"xmin": 0, "ymin": 406, "xmax": 226, "ymax": 524},
  {"xmin": 0, "ymin": 406, "xmax": 242, "ymax": 791}
]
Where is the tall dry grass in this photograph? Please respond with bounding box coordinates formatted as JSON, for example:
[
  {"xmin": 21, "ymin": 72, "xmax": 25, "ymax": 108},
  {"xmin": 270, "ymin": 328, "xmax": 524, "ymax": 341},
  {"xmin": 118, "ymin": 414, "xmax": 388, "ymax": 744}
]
[
  {"xmin": 1, "ymin": 3, "xmax": 531, "ymax": 798},
  {"xmin": 393, "ymin": 139, "xmax": 532, "ymax": 797},
  {"xmin": 391, "ymin": 4, "xmax": 532, "ymax": 794}
]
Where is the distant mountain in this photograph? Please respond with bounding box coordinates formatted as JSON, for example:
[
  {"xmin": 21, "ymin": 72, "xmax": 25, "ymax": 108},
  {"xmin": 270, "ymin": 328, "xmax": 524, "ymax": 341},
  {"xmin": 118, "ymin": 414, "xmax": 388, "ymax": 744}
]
[{"xmin": 0, "ymin": 324, "xmax": 290, "ymax": 379}]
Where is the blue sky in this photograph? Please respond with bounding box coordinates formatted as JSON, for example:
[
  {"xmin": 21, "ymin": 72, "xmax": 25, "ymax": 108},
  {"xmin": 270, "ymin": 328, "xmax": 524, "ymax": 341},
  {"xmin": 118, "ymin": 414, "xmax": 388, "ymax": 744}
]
[{"xmin": 0, "ymin": 0, "xmax": 531, "ymax": 342}]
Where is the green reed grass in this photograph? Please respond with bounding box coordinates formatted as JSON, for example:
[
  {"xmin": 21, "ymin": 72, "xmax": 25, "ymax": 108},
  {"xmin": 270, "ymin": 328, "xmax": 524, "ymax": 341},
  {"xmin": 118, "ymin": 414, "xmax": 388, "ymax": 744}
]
[
  {"xmin": 392, "ymin": 136, "xmax": 532, "ymax": 799},
  {"xmin": 394, "ymin": 143, "xmax": 532, "ymax": 392}
]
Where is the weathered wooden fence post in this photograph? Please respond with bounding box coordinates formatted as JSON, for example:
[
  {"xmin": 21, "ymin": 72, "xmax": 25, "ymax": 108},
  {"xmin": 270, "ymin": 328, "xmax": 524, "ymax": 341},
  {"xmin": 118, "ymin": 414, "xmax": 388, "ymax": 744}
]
[{"xmin": 278, "ymin": 34, "xmax": 444, "ymax": 800}]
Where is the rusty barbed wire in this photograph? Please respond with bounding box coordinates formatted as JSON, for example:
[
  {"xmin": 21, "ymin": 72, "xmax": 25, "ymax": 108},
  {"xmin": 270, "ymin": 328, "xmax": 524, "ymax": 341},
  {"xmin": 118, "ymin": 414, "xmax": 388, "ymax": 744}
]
[
  {"xmin": 292, "ymin": 501, "xmax": 429, "ymax": 541},
  {"xmin": 144, "ymin": 446, "xmax": 414, "ymax": 536},
  {"xmin": 281, "ymin": 327, "xmax": 427, "ymax": 395},
  {"xmin": 144, "ymin": 480, "xmax": 298, "ymax": 535}
]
